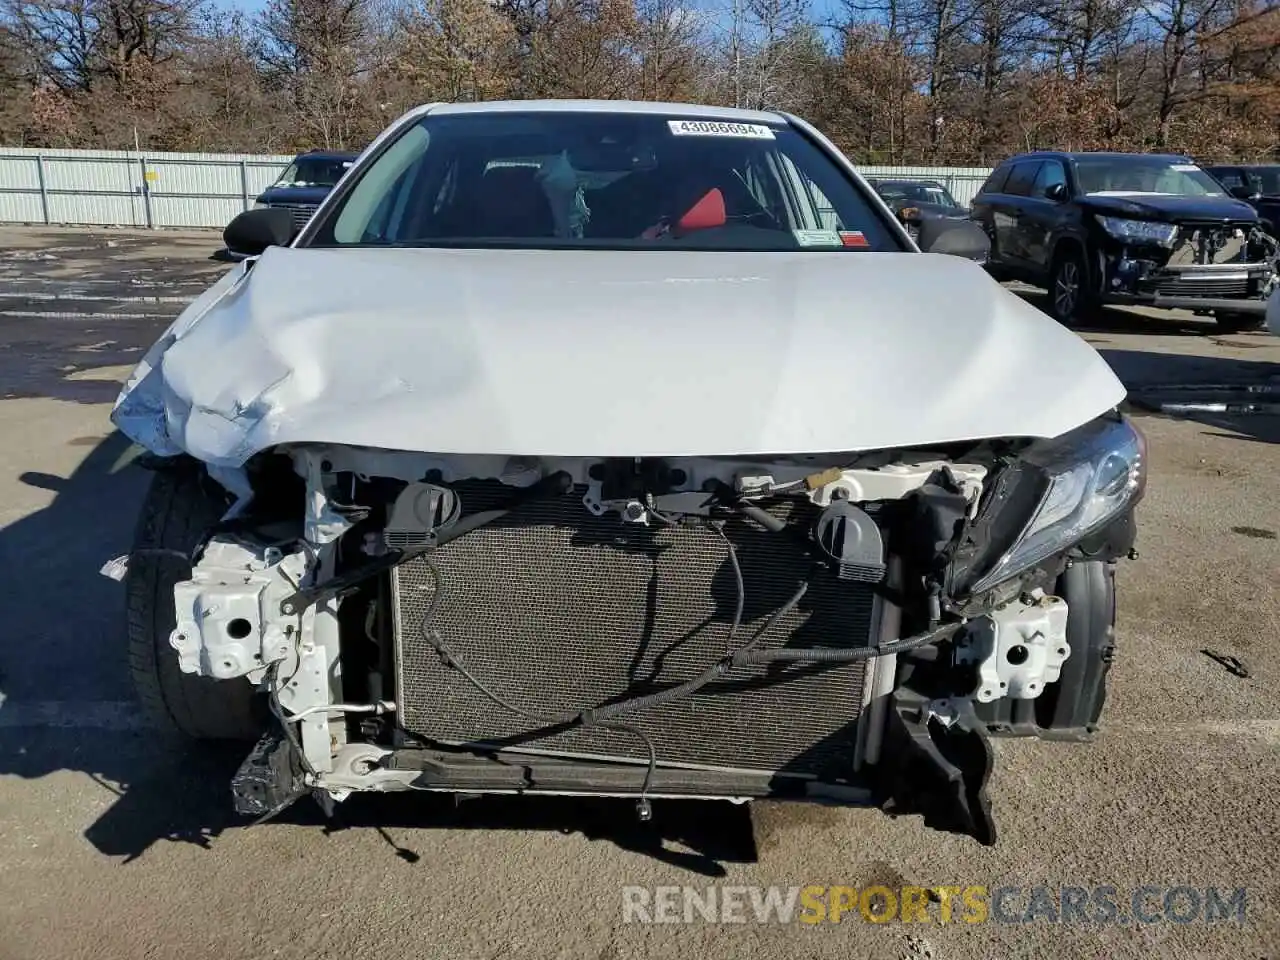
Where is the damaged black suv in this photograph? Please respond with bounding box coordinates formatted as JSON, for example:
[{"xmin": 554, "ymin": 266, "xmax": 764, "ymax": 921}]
[{"xmin": 972, "ymin": 151, "xmax": 1278, "ymax": 332}]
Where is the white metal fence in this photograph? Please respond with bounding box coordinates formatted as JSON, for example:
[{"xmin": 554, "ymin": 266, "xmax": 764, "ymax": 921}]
[
  {"xmin": 0, "ymin": 148, "xmax": 295, "ymax": 229},
  {"xmin": 0, "ymin": 147, "xmax": 994, "ymax": 230}
]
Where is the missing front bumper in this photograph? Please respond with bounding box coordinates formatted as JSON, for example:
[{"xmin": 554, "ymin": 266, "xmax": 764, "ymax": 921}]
[
  {"xmin": 1102, "ymin": 256, "xmax": 1274, "ymax": 312},
  {"xmin": 231, "ymin": 681, "xmax": 1001, "ymax": 847},
  {"xmin": 1147, "ymin": 295, "xmax": 1268, "ymax": 314}
]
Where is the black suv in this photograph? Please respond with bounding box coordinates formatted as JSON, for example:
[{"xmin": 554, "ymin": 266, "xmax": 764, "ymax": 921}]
[
  {"xmin": 971, "ymin": 151, "xmax": 1276, "ymax": 331},
  {"xmin": 247, "ymin": 151, "xmax": 357, "ymax": 232},
  {"xmin": 225, "ymin": 151, "xmax": 359, "ymax": 259},
  {"xmin": 1203, "ymin": 164, "xmax": 1280, "ymax": 238}
]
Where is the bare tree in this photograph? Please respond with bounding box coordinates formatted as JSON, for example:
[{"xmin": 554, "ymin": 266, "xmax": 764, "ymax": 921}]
[
  {"xmin": 384, "ymin": 0, "xmax": 515, "ymax": 104},
  {"xmin": 1, "ymin": 0, "xmax": 1279, "ymax": 160},
  {"xmin": 633, "ymin": 0, "xmax": 703, "ymax": 101},
  {"xmin": 3, "ymin": 0, "xmax": 200, "ymax": 92},
  {"xmin": 256, "ymin": 0, "xmax": 373, "ymax": 148},
  {"xmin": 1143, "ymin": 0, "xmax": 1230, "ymax": 147}
]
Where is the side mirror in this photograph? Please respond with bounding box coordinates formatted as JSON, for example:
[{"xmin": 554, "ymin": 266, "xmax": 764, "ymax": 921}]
[
  {"xmin": 224, "ymin": 207, "xmax": 297, "ymax": 256},
  {"xmin": 918, "ymin": 219, "xmax": 990, "ymax": 261},
  {"xmin": 1228, "ymin": 184, "xmax": 1261, "ymax": 202},
  {"xmin": 1044, "ymin": 182, "xmax": 1068, "ymax": 202}
]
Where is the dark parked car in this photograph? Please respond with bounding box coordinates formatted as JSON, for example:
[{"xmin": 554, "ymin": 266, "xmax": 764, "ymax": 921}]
[
  {"xmin": 868, "ymin": 178, "xmax": 970, "ymax": 243},
  {"xmin": 225, "ymin": 150, "xmax": 359, "ymax": 256},
  {"xmin": 1203, "ymin": 164, "xmax": 1280, "ymax": 238},
  {"xmin": 971, "ymin": 151, "xmax": 1277, "ymax": 331}
]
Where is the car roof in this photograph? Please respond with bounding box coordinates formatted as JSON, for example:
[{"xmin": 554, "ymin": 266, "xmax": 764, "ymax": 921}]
[
  {"xmin": 299, "ymin": 150, "xmax": 359, "ymax": 161},
  {"xmin": 1000, "ymin": 150, "xmax": 1193, "ymax": 163},
  {"xmin": 425, "ymin": 99, "xmax": 786, "ymax": 126}
]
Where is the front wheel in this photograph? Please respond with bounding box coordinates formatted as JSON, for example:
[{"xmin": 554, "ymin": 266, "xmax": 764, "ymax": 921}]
[
  {"xmin": 125, "ymin": 464, "xmax": 263, "ymax": 741},
  {"xmin": 1048, "ymin": 248, "xmax": 1098, "ymax": 326},
  {"xmin": 975, "ymin": 560, "xmax": 1116, "ymax": 740}
]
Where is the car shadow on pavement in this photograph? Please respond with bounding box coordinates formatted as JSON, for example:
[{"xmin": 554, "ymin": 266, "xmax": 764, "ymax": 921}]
[
  {"xmin": 1012, "ymin": 289, "xmax": 1217, "ymax": 337},
  {"xmin": 1101, "ymin": 348, "xmax": 1280, "ymax": 446},
  {"xmin": 318, "ymin": 792, "xmax": 758, "ymax": 876},
  {"xmin": 0, "ymin": 432, "xmax": 758, "ymax": 874}
]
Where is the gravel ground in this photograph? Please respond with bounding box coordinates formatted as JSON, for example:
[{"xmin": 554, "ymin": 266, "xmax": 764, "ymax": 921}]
[{"xmin": 0, "ymin": 227, "xmax": 1276, "ymax": 960}]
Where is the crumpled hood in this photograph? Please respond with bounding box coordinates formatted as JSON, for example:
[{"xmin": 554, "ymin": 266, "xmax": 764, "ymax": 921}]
[
  {"xmin": 112, "ymin": 246, "xmax": 1126, "ymax": 467},
  {"xmin": 1078, "ymin": 193, "xmax": 1259, "ymax": 222}
]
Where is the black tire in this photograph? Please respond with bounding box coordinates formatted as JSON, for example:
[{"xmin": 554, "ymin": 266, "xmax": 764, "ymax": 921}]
[
  {"xmin": 976, "ymin": 560, "xmax": 1116, "ymax": 740},
  {"xmin": 1048, "ymin": 246, "xmax": 1098, "ymax": 326},
  {"xmin": 1213, "ymin": 311, "xmax": 1265, "ymax": 334},
  {"xmin": 126, "ymin": 464, "xmax": 262, "ymax": 741},
  {"xmin": 1036, "ymin": 560, "xmax": 1117, "ymax": 737}
]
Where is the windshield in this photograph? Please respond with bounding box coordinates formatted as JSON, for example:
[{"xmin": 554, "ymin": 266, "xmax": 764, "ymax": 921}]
[
  {"xmin": 308, "ymin": 112, "xmax": 899, "ymax": 251},
  {"xmin": 275, "ymin": 157, "xmax": 352, "ymax": 189},
  {"xmin": 874, "ymin": 182, "xmax": 960, "ymax": 208},
  {"xmin": 1073, "ymin": 156, "xmax": 1224, "ymax": 197}
]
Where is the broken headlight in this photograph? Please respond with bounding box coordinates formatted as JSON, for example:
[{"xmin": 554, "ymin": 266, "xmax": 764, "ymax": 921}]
[
  {"xmin": 966, "ymin": 415, "xmax": 1146, "ymax": 594},
  {"xmin": 1097, "ymin": 216, "xmax": 1178, "ymax": 247}
]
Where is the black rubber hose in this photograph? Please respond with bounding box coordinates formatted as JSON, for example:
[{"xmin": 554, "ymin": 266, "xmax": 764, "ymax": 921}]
[
  {"xmin": 731, "ymin": 621, "xmax": 963, "ymax": 665},
  {"xmin": 580, "ymin": 618, "xmax": 962, "ymax": 726},
  {"xmin": 580, "ymin": 581, "xmax": 809, "ymax": 725}
]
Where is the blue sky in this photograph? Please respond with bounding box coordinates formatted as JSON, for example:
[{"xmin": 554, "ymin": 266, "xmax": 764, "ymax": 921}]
[{"xmin": 211, "ymin": 0, "xmax": 851, "ymax": 29}]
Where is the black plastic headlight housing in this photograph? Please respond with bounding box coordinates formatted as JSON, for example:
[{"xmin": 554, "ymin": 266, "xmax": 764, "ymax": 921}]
[{"xmin": 953, "ymin": 414, "xmax": 1146, "ymax": 596}]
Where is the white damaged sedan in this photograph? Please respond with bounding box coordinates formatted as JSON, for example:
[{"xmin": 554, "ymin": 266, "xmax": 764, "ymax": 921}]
[{"xmin": 112, "ymin": 100, "xmax": 1145, "ymax": 843}]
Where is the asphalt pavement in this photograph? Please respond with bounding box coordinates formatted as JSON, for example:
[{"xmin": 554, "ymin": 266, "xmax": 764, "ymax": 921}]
[{"xmin": 0, "ymin": 227, "xmax": 1276, "ymax": 960}]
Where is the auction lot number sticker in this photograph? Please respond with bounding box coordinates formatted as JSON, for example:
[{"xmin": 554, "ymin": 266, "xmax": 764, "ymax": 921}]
[{"xmin": 667, "ymin": 120, "xmax": 776, "ymax": 139}]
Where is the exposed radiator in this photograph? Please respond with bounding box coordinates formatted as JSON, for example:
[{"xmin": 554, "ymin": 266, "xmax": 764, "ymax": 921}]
[{"xmin": 392, "ymin": 482, "xmax": 878, "ymax": 780}]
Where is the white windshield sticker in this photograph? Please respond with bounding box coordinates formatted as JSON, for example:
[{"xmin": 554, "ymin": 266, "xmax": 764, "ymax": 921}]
[
  {"xmin": 1171, "ymin": 164, "xmax": 1200, "ymax": 172},
  {"xmin": 667, "ymin": 120, "xmax": 776, "ymax": 140},
  {"xmin": 793, "ymin": 229, "xmax": 843, "ymax": 247}
]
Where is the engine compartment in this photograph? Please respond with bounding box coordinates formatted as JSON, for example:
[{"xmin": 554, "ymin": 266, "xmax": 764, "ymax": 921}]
[{"xmin": 148, "ymin": 438, "xmax": 1135, "ymax": 845}]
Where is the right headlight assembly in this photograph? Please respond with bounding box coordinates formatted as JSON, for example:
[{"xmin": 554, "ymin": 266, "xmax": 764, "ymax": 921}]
[
  {"xmin": 961, "ymin": 415, "xmax": 1146, "ymax": 596},
  {"xmin": 1097, "ymin": 216, "xmax": 1178, "ymax": 247}
]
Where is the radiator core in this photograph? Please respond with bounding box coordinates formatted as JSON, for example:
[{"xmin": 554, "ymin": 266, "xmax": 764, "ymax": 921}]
[{"xmin": 392, "ymin": 482, "xmax": 878, "ymax": 780}]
